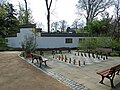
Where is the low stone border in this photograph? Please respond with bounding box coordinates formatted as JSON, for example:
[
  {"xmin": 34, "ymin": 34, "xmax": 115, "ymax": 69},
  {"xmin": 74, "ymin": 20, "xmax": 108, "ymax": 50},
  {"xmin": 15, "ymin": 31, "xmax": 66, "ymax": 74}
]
[{"xmin": 18, "ymin": 55, "xmax": 89, "ymax": 90}]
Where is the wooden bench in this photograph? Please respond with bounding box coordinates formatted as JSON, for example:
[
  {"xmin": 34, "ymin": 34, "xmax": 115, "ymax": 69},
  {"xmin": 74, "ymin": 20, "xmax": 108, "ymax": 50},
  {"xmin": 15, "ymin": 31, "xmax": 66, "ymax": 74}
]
[
  {"xmin": 31, "ymin": 53, "xmax": 48, "ymax": 67},
  {"xmin": 96, "ymin": 48, "xmax": 112, "ymax": 55},
  {"xmin": 96, "ymin": 48, "xmax": 112, "ymax": 59},
  {"xmin": 97, "ymin": 64, "xmax": 120, "ymax": 88},
  {"xmin": 96, "ymin": 48, "xmax": 112, "ymax": 52}
]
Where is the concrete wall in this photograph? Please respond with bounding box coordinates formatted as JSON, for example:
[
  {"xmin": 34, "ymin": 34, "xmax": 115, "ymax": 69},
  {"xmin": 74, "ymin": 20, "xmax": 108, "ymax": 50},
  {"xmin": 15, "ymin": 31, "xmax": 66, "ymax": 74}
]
[
  {"xmin": 36, "ymin": 37, "xmax": 81, "ymax": 48},
  {"xmin": 6, "ymin": 28, "xmax": 34, "ymax": 48},
  {"xmin": 6, "ymin": 28, "xmax": 86, "ymax": 48}
]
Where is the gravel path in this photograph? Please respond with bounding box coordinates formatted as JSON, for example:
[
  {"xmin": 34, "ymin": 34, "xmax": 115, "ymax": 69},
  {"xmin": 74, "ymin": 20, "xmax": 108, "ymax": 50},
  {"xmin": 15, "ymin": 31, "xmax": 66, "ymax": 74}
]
[{"xmin": 0, "ymin": 51, "xmax": 72, "ymax": 90}]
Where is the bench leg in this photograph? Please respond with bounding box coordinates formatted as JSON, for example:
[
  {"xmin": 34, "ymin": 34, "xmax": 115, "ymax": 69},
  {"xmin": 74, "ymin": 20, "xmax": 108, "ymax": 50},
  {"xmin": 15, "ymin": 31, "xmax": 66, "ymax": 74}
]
[
  {"xmin": 99, "ymin": 76, "xmax": 104, "ymax": 84},
  {"xmin": 36, "ymin": 59, "xmax": 39, "ymax": 63},
  {"xmin": 110, "ymin": 79, "xmax": 115, "ymax": 88},
  {"xmin": 106, "ymin": 72, "xmax": 115, "ymax": 88},
  {"xmin": 39, "ymin": 61, "xmax": 47, "ymax": 67},
  {"xmin": 44, "ymin": 61, "xmax": 47, "ymax": 66},
  {"xmin": 32, "ymin": 58, "xmax": 34, "ymax": 63},
  {"xmin": 39, "ymin": 61, "xmax": 42, "ymax": 67},
  {"xmin": 116, "ymin": 71, "xmax": 119, "ymax": 75}
]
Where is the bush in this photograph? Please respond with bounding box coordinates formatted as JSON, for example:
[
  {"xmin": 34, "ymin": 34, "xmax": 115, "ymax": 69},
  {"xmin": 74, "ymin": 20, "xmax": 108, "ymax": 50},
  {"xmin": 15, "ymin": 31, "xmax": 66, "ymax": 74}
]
[
  {"xmin": 78, "ymin": 37, "xmax": 112, "ymax": 51},
  {"xmin": 0, "ymin": 38, "xmax": 9, "ymax": 51},
  {"xmin": 112, "ymin": 38, "xmax": 120, "ymax": 51},
  {"xmin": 21, "ymin": 35, "xmax": 37, "ymax": 54},
  {"xmin": 78, "ymin": 38, "xmax": 97, "ymax": 50},
  {"xmin": 96, "ymin": 37, "xmax": 112, "ymax": 48}
]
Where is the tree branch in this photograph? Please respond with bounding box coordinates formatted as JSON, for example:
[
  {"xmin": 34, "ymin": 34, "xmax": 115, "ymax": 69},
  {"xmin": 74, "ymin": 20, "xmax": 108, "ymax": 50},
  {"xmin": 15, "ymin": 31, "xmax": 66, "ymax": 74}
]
[
  {"xmin": 49, "ymin": 0, "xmax": 52, "ymax": 9},
  {"xmin": 45, "ymin": 0, "xmax": 49, "ymax": 9}
]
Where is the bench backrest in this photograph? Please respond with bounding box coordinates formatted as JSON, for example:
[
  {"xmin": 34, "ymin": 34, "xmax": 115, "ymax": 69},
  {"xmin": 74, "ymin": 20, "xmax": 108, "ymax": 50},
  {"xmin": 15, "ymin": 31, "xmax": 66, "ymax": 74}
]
[
  {"xmin": 31, "ymin": 53, "xmax": 43, "ymax": 60},
  {"xmin": 96, "ymin": 48, "xmax": 112, "ymax": 52}
]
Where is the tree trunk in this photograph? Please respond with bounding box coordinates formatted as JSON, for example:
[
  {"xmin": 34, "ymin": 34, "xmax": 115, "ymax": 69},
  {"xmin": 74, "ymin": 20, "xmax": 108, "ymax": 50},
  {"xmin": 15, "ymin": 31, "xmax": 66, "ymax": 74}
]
[
  {"xmin": 47, "ymin": 10, "xmax": 50, "ymax": 33},
  {"xmin": 24, "ymin": 0, "xmax": 28, "ymax": 24},
  {"xmin": 45, "ymin": 0, "xmax": 53, "ymax": 33}
]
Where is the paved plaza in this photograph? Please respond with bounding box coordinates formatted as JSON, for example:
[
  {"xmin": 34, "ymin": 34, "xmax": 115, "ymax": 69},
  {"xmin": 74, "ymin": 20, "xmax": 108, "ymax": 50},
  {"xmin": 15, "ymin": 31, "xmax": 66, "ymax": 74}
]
[
  {"xmin": 41, "ymin": 51, "xmax": 120, "ymax": 90},
  {"xmin": 27, "ymin": 51, "xmax": 120, "ymax": 90},
  {"xmin": 47, "ymin": 57, "xmax": 120, "ymax": 90},
  {"xmin": 0, "ymin": 51, "xmax": 120, "ymax": 90}
]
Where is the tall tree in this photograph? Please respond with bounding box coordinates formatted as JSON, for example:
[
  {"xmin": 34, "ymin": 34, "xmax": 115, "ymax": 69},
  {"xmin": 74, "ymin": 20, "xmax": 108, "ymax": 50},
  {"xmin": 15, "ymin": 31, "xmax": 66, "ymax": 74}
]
[
  {"xmin": 0, "ymin": 3, "xmax": 7, "ymax": 37},
  {"xmin": 0, "ymin": 3, "xmax": 19, "ymax": 37},
  {"xmin": 76, "ymin": 0, "xmax": 113, "ymax": 24},
  {"xmin": 24, "ymin": 0, "xmax": 28, "ymax": 24},
  {"xmin": 113, "ymin": 0, "xmax": 120, "ymax": 35},
  {"xmin": 5, "ymin": 3, "xmax": 19, "ymax": 35},
  {"xmin": 45, "ymin": 0, "xmax": 53, "ymax": 33}
]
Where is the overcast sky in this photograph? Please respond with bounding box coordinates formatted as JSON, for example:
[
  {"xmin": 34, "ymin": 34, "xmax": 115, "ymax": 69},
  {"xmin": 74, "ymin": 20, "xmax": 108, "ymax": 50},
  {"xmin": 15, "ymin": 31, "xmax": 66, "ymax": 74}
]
[{"xmin": 9, "ymin": 0, "xmax": 78, "ymax": 30}]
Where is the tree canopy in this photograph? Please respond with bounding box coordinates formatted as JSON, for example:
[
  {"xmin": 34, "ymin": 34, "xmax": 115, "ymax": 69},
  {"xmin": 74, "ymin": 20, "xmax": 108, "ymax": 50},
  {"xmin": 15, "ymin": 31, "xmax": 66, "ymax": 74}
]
[
  {"xmin": 0, "ymin": 3, "xmax": 19, "ymax": 37},
  {"xmin": 76, "ymin": 0, "xmax": 113, "ymax": 24}
]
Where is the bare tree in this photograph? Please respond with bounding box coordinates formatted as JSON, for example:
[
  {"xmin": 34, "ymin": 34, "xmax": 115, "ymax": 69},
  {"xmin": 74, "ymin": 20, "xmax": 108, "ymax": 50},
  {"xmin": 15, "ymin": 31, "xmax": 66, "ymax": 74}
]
[
  {"xmin": 0, "ymin": 0, "xmax": 7, "ymax": 6},
  {"xmin": 51, "ymin": 21, "xmax": 59, "ymax": 32},
  {"xmin": 59, "ymin": 20, "xmax": 68, "ymax": 32},
  {"xmin": 18, "ymin": 2, "xmax": 34, "ymax": 24},
  {"xmin": 71, "ymin": 18, "xmax": 82, "ymax": 30},
  {"xmin": 114, "ymin": 0, "xmax": 120, "ymax": 33},
  {"xmin": 45, "ymin": 0, "xmax": 53, "ymax": 33},
  {"xmin": 112, "ymin": 0, "xmax": 120, "ymax": 39},
  {"xmin": 76, "ymin": 0, "xmax": 113, "ymax": 24}
]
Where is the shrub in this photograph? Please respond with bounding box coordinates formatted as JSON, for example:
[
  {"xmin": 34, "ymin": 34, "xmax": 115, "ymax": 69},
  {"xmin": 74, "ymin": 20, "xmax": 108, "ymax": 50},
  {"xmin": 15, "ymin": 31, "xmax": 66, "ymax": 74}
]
[
  {"xmin": 21, "ymin": 35, "xmax": 37, "ymax": 53},
  {"xmin": 0, "ymin": 38, "xmax": 9, "ymax": 51},
  {"xmin": 78, "ymin": 37, "xmax": 112, "ymax": 51},
  {"xmin": 78, "ymin": 38, "xmax": 97, "ymax": 50}
]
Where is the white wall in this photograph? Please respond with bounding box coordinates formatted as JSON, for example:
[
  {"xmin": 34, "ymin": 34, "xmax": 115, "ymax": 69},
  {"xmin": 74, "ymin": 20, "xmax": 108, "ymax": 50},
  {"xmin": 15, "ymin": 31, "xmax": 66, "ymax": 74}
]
[
  {"xmin": 36, "ymin": 37, "xmax": 80, "ymax": 48},
  {"xmin": 6, "ymin": 28, "xmax": 86, "ymax": 48},
  {"xmin": 6, "ymin": 28, "xmax": 34, "ymax": 48}
]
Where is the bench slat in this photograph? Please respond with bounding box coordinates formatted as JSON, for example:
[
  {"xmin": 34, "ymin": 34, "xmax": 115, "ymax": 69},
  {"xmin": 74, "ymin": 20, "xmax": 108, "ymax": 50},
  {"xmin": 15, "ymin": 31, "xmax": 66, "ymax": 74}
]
[
  {"xmin": 110, "ymin": 65, "xmax": 120, "ymax": 71},
  {"xmin": 97, "ymin": 69, "xmax": 111, "ymax": 76}
]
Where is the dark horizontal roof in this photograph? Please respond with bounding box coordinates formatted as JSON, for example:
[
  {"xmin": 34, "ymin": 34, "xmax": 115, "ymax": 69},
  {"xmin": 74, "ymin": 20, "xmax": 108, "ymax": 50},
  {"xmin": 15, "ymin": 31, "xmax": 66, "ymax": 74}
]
[
  {"xmin": 19, "ymin": 24, "xmax": 36, "ymax": 28},
  {"xmin": 41, "ymin": 33, "xmax": 89, "ymax": 37},
  {"xmin": 6, "ymin": 34, "xmax": 17, "ymax": 37}
]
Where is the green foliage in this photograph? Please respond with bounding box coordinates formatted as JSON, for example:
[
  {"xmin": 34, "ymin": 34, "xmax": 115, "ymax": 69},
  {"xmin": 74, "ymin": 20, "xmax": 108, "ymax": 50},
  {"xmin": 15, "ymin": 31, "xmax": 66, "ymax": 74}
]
[
  {"xmin": 0, "ymin": 3, "xmax": 19, "ymax": 37},
  {"xmin": 110, "ymin": 52, "xmax": 119, "ymax": 56},
  {"xmin": 76, "ymin": 19, "xmax": 111, "ymax": 36},
  {"xmin": 87, "ymin": 19, "xmax": 110, "ymax": 36},
  {"xmin": 78, "ymin": 38, "xmax": 97, "ymax": 50},
  {"xmin": 96, "ymin": 37, "xmax": 112, "ymax": 48},
  {"xmin": 78, "ymin": 37, "xmax": 113, "ymax": 50},
  {"xmin": 76, "ymin": 27, "xmax": 89, "ymax": 33},
  {"xmin": 0, "ymin": 5, "xmax": 7, "ymax": 36},
  {"xmin": 21, "ymin": 35, "xmax": 37, "ymax": 53},
  {"xmin": 0, "ymin": 6, "xmax": 6, "ymax": 17},
  {"xmin": 112, "ymin": 38, "xmax": 120, "ymax": 50},
  {"xmin": 0, "ymin": 38, "xmax": 8, "ymax": 50}
]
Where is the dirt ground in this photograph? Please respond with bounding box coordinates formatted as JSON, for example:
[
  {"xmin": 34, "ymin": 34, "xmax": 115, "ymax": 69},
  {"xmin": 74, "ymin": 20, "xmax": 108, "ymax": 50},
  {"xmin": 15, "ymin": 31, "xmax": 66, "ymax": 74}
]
[{"xmin": 0, "ymin": 51, "xmax": 72, "ymax": 90}]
